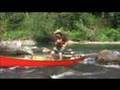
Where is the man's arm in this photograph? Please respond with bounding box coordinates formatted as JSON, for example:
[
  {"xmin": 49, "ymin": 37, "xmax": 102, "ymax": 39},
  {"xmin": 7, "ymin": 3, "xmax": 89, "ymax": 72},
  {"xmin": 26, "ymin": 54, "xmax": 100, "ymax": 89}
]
[{"xmin": 61, "ymin": 41, "xmax": 68, "ymax": 50}]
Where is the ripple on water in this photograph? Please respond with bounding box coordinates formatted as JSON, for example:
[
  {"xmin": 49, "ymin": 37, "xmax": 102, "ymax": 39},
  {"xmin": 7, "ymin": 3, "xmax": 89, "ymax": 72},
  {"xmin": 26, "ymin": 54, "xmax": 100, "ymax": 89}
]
[{"xmin": 0, "ymin": 63, "xmax": 120, "ymax": 79}]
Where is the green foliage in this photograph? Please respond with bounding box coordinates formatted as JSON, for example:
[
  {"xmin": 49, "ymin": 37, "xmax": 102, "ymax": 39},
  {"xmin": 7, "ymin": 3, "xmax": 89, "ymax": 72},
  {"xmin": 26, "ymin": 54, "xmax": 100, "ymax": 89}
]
[
  {"xmin": 68, "ymin": 31, "xmax": 86, "ymax": 41},
  {"xmin": 30, "ymin": 13, "xmax": 56, "ymax": 43},
  {"xmin": 0, "ymin": 12, "xmax": 120, "ymax": 42},
  {"xmin": 96, "ymin": 28, "xmax": 120, "ymax": 41},
  {"xmin": 6, "ymin": 13, "xmax": 26, "ymax": 30},
  {"xmin": 2, "ymin": 29, "xmax": 32, "ymax": 40},
  {"xmin": 79, "ymin": 13, "xmax": 98, "ymax": 27}
]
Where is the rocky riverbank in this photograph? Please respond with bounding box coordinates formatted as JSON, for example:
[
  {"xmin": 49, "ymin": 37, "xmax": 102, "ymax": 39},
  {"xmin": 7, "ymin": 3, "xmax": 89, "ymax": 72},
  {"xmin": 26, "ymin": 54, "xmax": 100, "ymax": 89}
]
[
  {"xmin": 1, "ymin": 40, "xmax": 120, "ymax": 47},
  {"xmin": 0, "ymin": 40, "xmax": 37, "ymax": 56},
  {"xmin": 0, "ymin": 40, "xmax": 120, "ymax": 54}
]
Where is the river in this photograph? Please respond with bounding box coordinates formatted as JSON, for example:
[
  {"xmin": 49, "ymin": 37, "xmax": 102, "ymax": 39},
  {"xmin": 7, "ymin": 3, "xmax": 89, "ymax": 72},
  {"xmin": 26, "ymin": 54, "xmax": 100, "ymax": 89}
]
[{"xmin": 0, "ymin": 44, "xmax": 120, "ymax": 79}]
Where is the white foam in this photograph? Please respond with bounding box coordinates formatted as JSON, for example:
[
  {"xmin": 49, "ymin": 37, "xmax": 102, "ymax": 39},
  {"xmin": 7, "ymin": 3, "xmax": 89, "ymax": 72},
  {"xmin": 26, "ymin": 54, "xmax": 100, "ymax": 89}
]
[
  {"xmin": 82, "ymin": 57, "xmax": 96, "ymax": 64},
  {"xmin": 51, "ymin": 71, "xmax": 75, "ymax": 79},
  {"xmin": 9, "ymin": 66, "xmax": 19, "ymax": 70},
  {"xmin": 102, "ymin": 64, "xmax": 120, "ymax": 69},
  {"xmin": 0, "ymin": 69, "xmax": 5, "ymax": 72}
]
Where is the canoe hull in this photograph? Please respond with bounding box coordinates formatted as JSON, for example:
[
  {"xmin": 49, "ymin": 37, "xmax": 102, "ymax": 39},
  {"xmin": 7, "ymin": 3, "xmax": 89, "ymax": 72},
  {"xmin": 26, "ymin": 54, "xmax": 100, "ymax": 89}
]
[{"xmin": 0, "ymin": 56, "xmax": 86, "ymax": 68}]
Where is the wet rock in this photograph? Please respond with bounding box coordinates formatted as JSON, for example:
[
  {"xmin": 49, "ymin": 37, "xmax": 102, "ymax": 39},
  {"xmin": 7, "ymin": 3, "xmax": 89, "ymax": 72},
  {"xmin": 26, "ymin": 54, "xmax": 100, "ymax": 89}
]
[
  {"xmin": 83, "ymin": 50, "xmax": 120, "ymax": 64},
  {"xmin": 0, "ymin": 40, "xmax": 36, "ymax": 47},
  {"xmin": 41, "ymin": 47, "xmax": 51, "ymax": 53},
  {"xmin": 96, "ymin": 50, "xmax": 120, "ymax": 63},
  {"xmin": 0, "ymin": 49, "xmax": 32, "ymax": 56},
  {"xmin": 0, "ymin": 45, "xmax": 33, "ymax": 56},
  {"xmin": 84, "ymin": 53, "xmax": 98, "ymax": 58},
  {"xmin": 0, "ymin": 40, "xmax": 22, "ymax": 49}
]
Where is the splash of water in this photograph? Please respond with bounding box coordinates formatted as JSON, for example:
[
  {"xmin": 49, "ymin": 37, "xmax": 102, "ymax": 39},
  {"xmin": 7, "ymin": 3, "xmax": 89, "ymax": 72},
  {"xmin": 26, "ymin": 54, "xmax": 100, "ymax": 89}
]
[
  {"xmin": 82, "ymin": 57, "xmax": 96, "ymax": 64},
  {"xmin": 50, "ymin": 70, "xmax": 75, "ymax": 79},
  {"xmin": 82, "ymin": 57, "xmax": 120, "ymax": 69},
  {"xmin": 50, "ymin": 68, "xmax": 108, "ymax": 79},
  {"xmin": 100, "ymin": 64, "xmax": 120, "ymax": 69}
]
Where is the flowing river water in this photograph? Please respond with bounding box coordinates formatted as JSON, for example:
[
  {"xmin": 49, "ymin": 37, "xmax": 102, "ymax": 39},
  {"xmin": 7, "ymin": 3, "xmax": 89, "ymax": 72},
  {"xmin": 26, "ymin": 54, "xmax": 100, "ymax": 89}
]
[{"xmin": 0, "ymin": 44, "xmax": 120, "ymax": 79}]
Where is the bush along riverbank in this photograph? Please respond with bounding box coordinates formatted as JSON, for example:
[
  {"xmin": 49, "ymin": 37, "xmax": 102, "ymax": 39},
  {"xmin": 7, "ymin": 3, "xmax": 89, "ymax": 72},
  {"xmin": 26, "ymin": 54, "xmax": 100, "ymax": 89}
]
[{"xmin": 1, "ymin": 12, "xmax": 120, "ymax": 42}]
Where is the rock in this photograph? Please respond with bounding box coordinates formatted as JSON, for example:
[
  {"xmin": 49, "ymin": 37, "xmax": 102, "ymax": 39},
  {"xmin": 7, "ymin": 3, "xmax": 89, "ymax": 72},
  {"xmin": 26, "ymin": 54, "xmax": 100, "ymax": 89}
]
[
  {"xmin": 0, "ymin": 40, "xmax": 38, "ymax": 56},
  {"xmin": 84, "ymin": 53, "xmax": 98, "ymax": 58},
  {"xmin": 0, "ymin": 40, "xmax": 36, "ymax": 47},
  {"xmin": 0, "ymin": 49, "xmax": 31, "ymax": 56},
  {"xmin": 21, "ymin": 46, "xmax": 34, "ymax": 55},
  {"xmin": 41, "ymin": 47, "xmax": 51, "ymax": 53},
  {"xmin": 96, "ymin": 49, "xmax": 120, "ymax": 63},
  {"xmin": 0, "ymin": 40, "xmax": 22, "ymax": 50},
  {"xmin": 83, "ymin": 50, "xmax": 120, "ymax": 64},
  {"xmin": 0, "ymin": 45, "xmax": 33, "ymax": 56}
]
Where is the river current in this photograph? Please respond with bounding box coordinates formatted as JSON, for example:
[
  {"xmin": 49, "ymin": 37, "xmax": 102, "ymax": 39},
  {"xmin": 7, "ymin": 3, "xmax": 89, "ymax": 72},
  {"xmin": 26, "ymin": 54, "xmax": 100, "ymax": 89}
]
[{"xmin": 0, "ymin": 44, "xmax": 120, "ymax": 79}]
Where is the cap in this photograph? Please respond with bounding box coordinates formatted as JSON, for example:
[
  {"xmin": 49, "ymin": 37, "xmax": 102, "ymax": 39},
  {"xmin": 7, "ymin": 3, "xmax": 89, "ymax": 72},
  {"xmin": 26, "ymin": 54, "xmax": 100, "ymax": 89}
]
[{"xmin": 54, "ymin": 29, "xmax": 62, "ymax": 34}]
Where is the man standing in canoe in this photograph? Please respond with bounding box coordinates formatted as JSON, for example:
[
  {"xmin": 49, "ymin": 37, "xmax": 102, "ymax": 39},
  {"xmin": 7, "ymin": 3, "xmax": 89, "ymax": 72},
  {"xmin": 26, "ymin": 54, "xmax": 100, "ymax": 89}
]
[{"xmin": 50, "ymin": 29, "xmax": 68, "ymax": 60}]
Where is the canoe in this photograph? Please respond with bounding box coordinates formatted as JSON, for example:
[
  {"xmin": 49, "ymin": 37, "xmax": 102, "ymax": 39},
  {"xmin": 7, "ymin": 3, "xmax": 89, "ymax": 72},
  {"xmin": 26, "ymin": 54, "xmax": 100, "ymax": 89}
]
[{"xmin": 0, "ymin": 56, "xmax": 86, "ymax": 68}]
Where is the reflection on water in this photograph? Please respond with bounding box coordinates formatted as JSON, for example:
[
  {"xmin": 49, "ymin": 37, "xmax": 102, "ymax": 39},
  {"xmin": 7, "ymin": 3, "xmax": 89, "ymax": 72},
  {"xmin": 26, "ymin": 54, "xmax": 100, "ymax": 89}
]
[{"xmin": 0, "ymin": 44, "xmax": 120, "ymax": 79}]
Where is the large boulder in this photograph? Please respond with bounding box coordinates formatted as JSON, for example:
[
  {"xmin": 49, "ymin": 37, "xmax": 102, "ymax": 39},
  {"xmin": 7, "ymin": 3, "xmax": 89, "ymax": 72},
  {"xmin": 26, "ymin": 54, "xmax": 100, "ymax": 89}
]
[
  {"xmin": 0, "ymin": 45, "xmax": 33, "ymax": 56},
  {"xmin": 96, "ymin": 49, "xmax": 120, "ymax": 63},
  {"xmin": 0, "ymin": 40, "xmax": 37, "ymax": 56},
  {"xmin": 0, "ymin": 49, "xmax": 31, "ymax": 56}
]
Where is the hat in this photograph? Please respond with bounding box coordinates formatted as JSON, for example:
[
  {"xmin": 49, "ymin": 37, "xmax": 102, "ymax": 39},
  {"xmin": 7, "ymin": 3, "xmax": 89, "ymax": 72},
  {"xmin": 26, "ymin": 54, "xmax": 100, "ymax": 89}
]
[{"xmin": 54, "ymin": 29, "xmax": 62, "ymax": 34}]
